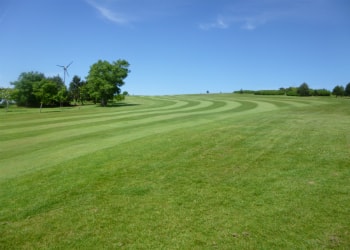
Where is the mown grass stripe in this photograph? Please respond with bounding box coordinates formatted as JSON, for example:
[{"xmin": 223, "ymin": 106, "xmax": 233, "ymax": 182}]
[
  {"xmin": 2, "ymin": 97, "xmax": 319, "ymax": 160},
  {"xmin": 0, "ymin": 97, "xmax": 213, "ymax": 134},
  {"xmin": 0, "ymin": 100, "xmax": 237, "ymax": 157},
  {"xmin": 0, "ymin": 96, "xmax": 333, "ymax": 179},
  {"xmin": 0, "ymin": 99, "xmax": 211, "ymax": 139},
  {"xmin": 0, "ymin": 99, "xmax": 250, "ymax": 177},
  {"xmin": 0, "ymin": 96, "xmax": 184, "ymax": 128},
  {"xmin": 1, "ymin": 94, "xmax": 349, "ymax": 249}
]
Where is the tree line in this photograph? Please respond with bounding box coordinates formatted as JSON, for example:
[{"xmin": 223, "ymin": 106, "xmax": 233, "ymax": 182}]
[
  {"xmin": 0, "ymin": 59, "xmax": 130, "ymax": 110},
  {"xmin": 235, "ymin": 82, "xmax": 350, "ymax": 97}
]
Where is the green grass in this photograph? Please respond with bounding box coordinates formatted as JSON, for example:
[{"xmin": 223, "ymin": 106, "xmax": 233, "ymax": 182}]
[{"xmin": 1, "ymin": 94, "xmax": 349, "ymax": 249}]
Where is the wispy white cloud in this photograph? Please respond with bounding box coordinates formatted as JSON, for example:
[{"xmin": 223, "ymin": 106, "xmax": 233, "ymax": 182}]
[
  {"xmin": 86, "ymin": 0, "xmax": 131, "ymax": 25},
  {"xmin": 237, "ymin": 14, "xmax": 269, "ymax": 30},
  {"xmin": 199, "ymin": 12, "xmax": 269, "ymax": 31},
  {"xmin": 95, "ymin": 5, "xmax": 128, "ymax": 24},
  {"xmin": 241, "ymin": 22, "xmax": 256, "ymax": 31},
  {"xmin": 199, "ymin": 0, "xmax": 338, "ymax": 31},
  {"xmin": 199, "ymin": 15, "xmax": 262, "ymax": 31},
  {"xmin": 199, "ymin": 16, "xmax": 229, "ymax": 30},
  {"xmin": 86, "ymin": 0, "xmax": 188, "ymax": 26}
]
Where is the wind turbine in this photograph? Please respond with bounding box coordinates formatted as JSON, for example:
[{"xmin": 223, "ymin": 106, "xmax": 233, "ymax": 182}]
[{"xmin": 56, "ymin": 61, "xmax": 73, "ymax": 85}]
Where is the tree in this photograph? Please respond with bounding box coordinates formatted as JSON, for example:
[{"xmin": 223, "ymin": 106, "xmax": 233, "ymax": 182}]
[
  {"xmin": 297, "ymin": 82, "xmax": 311, "ymax": 96},
  {"xmin": 279, "ymin": 87, "xmax": 287, "ymax": 95},
  {"xmin": 11, "ymin": 72, "xmax": 67, "ymax": 108},
  {"xmin": 69, "ymin": 75, "xmax": 87, "ymax": 105},
  {"xmin": 79, "ymin": 85, "xmax": 89, "ymax": 105},
  {"xmin": 332, "ymin": 85, "xmax": 345, "ymax": 97},
  {"xmin": 0, "ymin": 88, "xmax": 14, "ymax": 111},
  {"xmin": 286, "ymin": 87, "xmax": 298, "ymax": 96},
  {"xmin": 345, "ymin": 82, "xmax": 350, "ymax": 96},
  {"xmin": 312, "ymin": 89, "xmax": 331, "ymax": 96},
  {"xmin": 33, "ymin": 79, "xmax": 58, "ymax": 112},
  {"xmin": 48, "ymin": 75, "xmax": 68, "ymax": 107},
  {"xmin": 56, "ymin": 87, "xmax": 69, "ymax": 107},
  {"xmin": 11, "ymin": 72, "xmax": 45, "ymax": 106},
  {"xmin": 86, "ymin": 59, "xmax": 130, "ymax": 106},
  {"xmin": 115, "ymin": 93, "xmax": 125, "ymax": 102}
]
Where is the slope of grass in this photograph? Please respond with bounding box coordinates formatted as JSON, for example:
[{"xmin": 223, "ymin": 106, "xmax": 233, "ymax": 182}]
[{"xmin": 0, "ymin": 94, "xmax": 349, "ymax": 249}]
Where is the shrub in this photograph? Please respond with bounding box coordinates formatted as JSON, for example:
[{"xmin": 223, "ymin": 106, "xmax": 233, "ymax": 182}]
[{"xmin": 254, "ymin": 90, "xmax": 285, "ymax": 95}]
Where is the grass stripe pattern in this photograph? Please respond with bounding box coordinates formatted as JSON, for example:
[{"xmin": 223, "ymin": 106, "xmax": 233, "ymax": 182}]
[{"xmin": 0, "ymin": 94, "xmax": 349, "ymax": 249}]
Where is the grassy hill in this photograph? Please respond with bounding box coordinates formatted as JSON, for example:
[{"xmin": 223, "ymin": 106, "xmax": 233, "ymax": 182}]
[{"xmin": 1, "ymin": 94, "xmax": 349, "ymax": 249}]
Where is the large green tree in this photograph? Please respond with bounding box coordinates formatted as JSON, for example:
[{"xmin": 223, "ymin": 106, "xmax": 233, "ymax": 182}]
[
  {"xmin": 11, "ymin": 72, "xmax": 45, "ymax": 106},
  {"xmin": 86, "ymin": 59, "xmax": 130, "ymax": 106},
  {"xmin": 11, "ymin": 72, "xmax": 68, "ymax": 107},
  {"xmin": 34, "ymin": 79, "xmax": 58, "ymax": 112},
  {"xmin": 48, "ymin": 75, "xmax": 68, "ymax": 107}
]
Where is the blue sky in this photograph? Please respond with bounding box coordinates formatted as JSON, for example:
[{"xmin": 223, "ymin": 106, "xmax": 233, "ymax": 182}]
[{"xmin": 0, "ymin": 0, "xmax": 349, "ymax": 95}]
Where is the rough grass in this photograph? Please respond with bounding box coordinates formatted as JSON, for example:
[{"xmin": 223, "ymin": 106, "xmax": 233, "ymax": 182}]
[{"xmin": 0, "ymin": 94, "xmax": 349, "ymax": 249}]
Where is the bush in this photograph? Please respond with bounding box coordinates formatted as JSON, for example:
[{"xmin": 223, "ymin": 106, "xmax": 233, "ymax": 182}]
[
  {"xmin": 312, "ymin": 89, "xmax": 331, "ymax": 96},
  {"xmin": 254, "ymin": 90, "xmax": 285, "ymax": 95},
  {"xmin": 233, "ymin": 89, "xmax": 255, "ymax": 94},
  {"xmin": 286, "ymin": 87, "xmax": 298, "ymax": 96}
]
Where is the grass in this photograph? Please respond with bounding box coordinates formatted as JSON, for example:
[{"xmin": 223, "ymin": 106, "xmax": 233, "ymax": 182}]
[{"xmin": 0, "ymin": 94, "xmax": 349, "ymax": 249}]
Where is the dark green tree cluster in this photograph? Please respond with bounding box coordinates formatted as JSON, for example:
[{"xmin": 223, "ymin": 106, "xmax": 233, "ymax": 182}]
[
  {"xmin": 297, "ymin": 83, "xmax": 311, "ymax": 96},
  {"xmin": 69, "ymin": 76, "xmax": 89, "ymax": 105},
  {"xmin": 240, "ymin": 82, "xmax": 334, "ymax": 97},
  {"xmin": 233, "ymin": 89, "xmax": 256, "ymax": 94},
  {"xmin": 8, "ymin": 59, "xmax": 130, "ymax": 108},
  {"xmin": 11, "ymin": 72, "xmax": 68, "ymax": 109},
  {"xmin": 278, "ymin": 83, "xmax": 332, "ymax": 96},
  {"xmin": 332, "ymin": 83, "xmax": 350, "ymax": 97},
  {"xmin": 253, "ymin": 89, "xmax": 286, "ymax": 95}
]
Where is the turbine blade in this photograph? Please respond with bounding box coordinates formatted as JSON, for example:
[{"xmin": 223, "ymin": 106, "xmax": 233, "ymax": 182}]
[
  {"xmin": 65, "ymin": 69, "xmax": 70, "ymax": 77},
  {"xmin": 67, "ymin": 61, "xmax": 73, "ymax": 68},
  {"xmin": 57, "ymin": 65, "xmax": 64, "ymax": 68}
]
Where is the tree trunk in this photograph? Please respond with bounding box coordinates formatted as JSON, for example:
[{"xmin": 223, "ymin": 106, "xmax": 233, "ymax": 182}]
[
  {"xmin": 40, "ymin": 102, "xmax": 43, "ymax": 113},
  {"xmin": 101, "ymin": 98, "xmax": 106, "ymax": 107}
]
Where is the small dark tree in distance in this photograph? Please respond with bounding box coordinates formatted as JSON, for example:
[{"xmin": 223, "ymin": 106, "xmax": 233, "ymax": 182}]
[
  {"xmin": 332, "ymin": 85, "xmax": 345, "ymax": 97},
  {"xmin": 297, "ymin": 82, "xmax": 311, "ymax": 96}
]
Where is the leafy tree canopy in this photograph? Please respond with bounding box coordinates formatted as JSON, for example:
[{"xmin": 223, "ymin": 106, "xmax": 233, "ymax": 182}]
[
  {"xmin": 86, "ymin": 59, "xmax": 130, "ymax": 106},
  {"xmin": 297, "ymin": 82, "xmax": 311, "ymax": 96},
  {"xmin": 332, "ymin": 85, "xmax": 345, "ymax": 97},
  {"xmin": 0, "ymin": 87, "xmax": 15, "ymax": 111},
  {"xmin": 11, "ymin": 71, "xmax": 68, "ymax": 107},
  {"xmin": 69, "ymin": 75, "xmax": 88, "ymax": 105},
  {"xmin": 11, "ymin": 72, "xmax": 45, "ymax": 106},
  {"xmin": 0, "ymin": 88, "xmax": 13, "ymax": 101}
]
